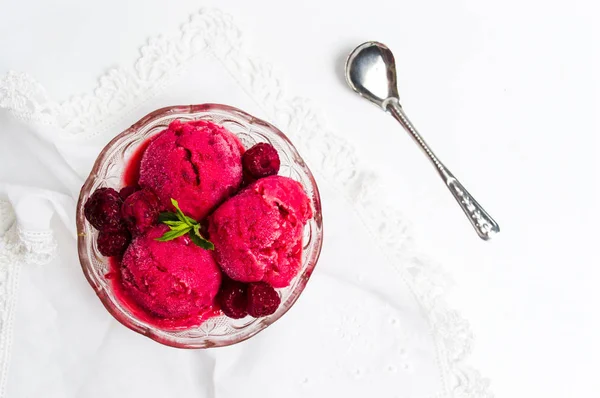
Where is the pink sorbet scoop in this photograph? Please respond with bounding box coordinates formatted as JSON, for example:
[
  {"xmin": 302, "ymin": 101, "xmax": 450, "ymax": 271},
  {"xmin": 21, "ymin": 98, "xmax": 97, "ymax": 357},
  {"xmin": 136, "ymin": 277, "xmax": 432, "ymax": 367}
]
[
  {"xmin": 139, "ymin": 119, "xmax": 244, "ymax": 220},
  {"xmin": 120, "ymin": 225, "xmax": 222, "ymax": 319},
  {"xmin": 209, "ymin": 175, "xmax": 313, "ymax": 288}
]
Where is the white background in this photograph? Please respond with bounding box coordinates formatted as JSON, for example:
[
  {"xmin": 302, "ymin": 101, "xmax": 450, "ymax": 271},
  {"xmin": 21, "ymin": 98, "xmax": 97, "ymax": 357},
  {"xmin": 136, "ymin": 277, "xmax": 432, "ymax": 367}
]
[{"xmin": 1, "ymin": 0, "xmax": 599, "ymax": 397}]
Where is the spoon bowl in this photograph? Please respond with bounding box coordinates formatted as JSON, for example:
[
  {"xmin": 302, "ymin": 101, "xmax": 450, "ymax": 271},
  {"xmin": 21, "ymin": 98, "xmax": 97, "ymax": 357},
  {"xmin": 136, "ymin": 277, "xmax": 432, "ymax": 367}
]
[{"xmin": 345, "ymin": 41, "xmax": 399, "ymax": 109}]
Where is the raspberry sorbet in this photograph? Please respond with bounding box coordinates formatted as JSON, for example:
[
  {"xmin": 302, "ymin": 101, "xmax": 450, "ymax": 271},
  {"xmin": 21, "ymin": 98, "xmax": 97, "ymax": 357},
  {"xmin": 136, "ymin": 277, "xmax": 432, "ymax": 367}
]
[
  {"xmin": 209, "ymin": 175, "xmax": 312, "ymax": 288},
  {"xmin": 139, "ymin": 119, "xmax": 244, "ymax": 220},
  {"xmin": 120, "ymin": 225, "xmax": 221, "ymax": 319}
]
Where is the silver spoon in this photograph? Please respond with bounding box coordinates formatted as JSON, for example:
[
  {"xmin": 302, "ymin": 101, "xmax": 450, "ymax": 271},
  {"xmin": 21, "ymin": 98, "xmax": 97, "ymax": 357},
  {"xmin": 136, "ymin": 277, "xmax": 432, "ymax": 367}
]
[{"xmin": 345, "ymin": 41, "xmax": 499, "ymax": 240}]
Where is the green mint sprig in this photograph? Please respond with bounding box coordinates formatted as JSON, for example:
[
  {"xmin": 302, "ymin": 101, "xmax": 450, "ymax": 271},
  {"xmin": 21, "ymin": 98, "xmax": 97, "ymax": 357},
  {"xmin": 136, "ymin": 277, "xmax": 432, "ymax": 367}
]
[{"xmin": 155, "ymin": 198, "xmax": 214, "ymax": 250}]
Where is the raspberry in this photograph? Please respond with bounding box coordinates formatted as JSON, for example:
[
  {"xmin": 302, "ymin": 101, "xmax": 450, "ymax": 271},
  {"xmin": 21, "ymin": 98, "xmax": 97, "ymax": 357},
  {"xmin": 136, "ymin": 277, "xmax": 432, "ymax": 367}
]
[
  {"xmin": 121, "ymin": 189, "xmax": 160, "ymax": 236},
  {"xmin": 217, "ymin": 279, "xmax": 248, "ymax": 319},
  {"xmin": 241, "ymin": 170, "xmax": 256, "ymax": 187},
  {"xmin": 119, "ymin": 185, "xmax": 139, "ymax": 201},
  {"xmin": 242, "ymin": 143, "xmax": 280, "ymax": 179},
  {"xmin": 84, "ymin": 188, "xmax": 124, "ymax": 231},
  {"xmin": 247, "ymin": 282, "xmax": 280, "ymax": 317},
  {"xmin": 97, "ymin": 228, "xmax": 130, "ymax": 257}
]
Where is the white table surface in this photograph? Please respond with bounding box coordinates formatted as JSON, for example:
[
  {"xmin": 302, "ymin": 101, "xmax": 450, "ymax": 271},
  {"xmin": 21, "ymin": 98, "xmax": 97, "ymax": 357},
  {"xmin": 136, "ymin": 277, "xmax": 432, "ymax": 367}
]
[{"xmin": 1, "ymin": 0, "xmax": 599, "ymax": 397}]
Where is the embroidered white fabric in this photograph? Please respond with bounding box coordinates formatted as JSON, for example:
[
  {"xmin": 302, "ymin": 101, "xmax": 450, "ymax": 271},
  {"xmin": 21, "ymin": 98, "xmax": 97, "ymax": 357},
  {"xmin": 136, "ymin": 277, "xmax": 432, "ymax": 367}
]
[{"xmin": 0, "ymin": 8, "xmax": 491, "ymax": 398}]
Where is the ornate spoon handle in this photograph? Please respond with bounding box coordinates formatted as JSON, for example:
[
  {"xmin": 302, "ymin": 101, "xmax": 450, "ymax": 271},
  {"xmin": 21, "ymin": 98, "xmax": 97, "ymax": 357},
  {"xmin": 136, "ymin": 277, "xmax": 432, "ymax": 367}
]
[{"xmin": 387, "ymin": 100, "xmax": 500, "ymax": 240}]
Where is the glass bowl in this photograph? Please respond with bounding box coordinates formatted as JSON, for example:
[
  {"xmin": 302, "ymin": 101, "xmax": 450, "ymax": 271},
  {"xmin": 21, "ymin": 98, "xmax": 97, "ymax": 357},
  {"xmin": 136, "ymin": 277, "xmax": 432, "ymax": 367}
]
[{"xmin": 76, "ymin": 104, "xmax": 323, "ymax": 348}]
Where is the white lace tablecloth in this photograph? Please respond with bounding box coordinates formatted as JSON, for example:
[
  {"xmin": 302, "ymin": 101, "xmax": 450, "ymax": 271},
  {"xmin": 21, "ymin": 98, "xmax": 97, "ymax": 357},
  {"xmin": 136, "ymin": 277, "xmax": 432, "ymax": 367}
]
[{"xmin": 1, "ymin": 6, "xmax": 491, "ymax": 398}]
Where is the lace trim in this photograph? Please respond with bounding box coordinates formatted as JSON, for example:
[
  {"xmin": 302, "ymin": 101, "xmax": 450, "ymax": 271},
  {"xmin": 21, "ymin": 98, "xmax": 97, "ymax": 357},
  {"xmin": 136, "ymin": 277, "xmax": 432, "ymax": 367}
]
[
  {"xmin": 0, "ymin": 11, "xmax": 243, "ymax": 137},
  {"xmin": 0, "ymin": 8, "xmax": 491, "ymax": 397}
]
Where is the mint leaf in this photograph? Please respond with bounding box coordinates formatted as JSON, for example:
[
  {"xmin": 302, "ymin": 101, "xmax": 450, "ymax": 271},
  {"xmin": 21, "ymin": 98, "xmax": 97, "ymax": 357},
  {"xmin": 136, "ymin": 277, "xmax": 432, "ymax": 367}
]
[
  {"xmin": 170, "ymin": 198, "xmax": 191, "ymax": 225},
  {"xmin": 158, "ymin": 212, "xmax": 179, "ymax": 222},
  {"xmin": 163, "ymin": 220, "xmax": 183, "ymax": 227},
  {"xmin": 156, "ymin": 198, "xmax": 210, "ymax": 247},
  {"xmin": 189, "ymin": 230, "xmax": 215, "ymax": 250},
  {"xmin": 168, "ymin": 198, "xmax": 198, "ymax": 225},
  {"xmin": 167, "ymin": 222, "xmax": 191, "ymax": 232},
  {"xmin": 185, "ymin": 216, "xmax": 198, "ymax": 226},
  {"xmin": 155, "ymin": 226, "xmax": 191, "ymax": 242}
]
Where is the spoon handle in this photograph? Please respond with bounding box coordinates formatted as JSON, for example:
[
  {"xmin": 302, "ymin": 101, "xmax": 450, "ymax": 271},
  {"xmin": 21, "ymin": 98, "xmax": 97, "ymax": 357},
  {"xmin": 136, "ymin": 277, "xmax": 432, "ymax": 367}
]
[{"xmin": 387, "ymin": 100, "xmax": 500, "ymax": 240}]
